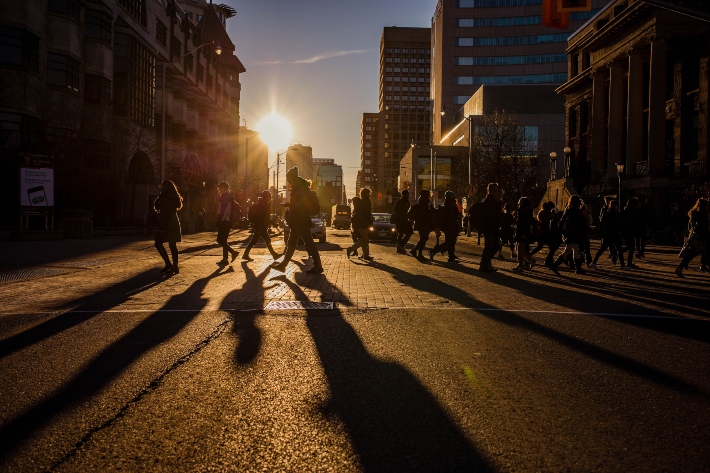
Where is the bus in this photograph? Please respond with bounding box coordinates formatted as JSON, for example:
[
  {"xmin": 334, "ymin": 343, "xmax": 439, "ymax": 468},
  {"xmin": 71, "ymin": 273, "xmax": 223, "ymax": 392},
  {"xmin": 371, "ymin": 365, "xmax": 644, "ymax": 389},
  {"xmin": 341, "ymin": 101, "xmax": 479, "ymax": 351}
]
[{"xmin": 331, "ymin": 204, "xmax": 351, "ymax": 229}]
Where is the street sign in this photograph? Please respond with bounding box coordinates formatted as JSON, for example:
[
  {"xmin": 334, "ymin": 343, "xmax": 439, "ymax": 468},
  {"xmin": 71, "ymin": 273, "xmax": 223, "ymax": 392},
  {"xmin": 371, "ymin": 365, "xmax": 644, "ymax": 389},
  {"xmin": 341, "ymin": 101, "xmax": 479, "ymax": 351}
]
[{"xmin": 466, "ymin": 184, "xmax": 477, "ymax": 195}]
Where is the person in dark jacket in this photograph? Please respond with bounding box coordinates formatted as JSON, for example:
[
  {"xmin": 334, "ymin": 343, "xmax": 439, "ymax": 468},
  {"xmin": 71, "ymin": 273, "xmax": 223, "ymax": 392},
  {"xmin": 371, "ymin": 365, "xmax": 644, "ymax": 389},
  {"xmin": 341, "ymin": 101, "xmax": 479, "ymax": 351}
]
[
  {"xmin": 498, "ymin": 203, "xmax": 516, "ymax": 259},
  {"xmin": 579, "ymin": 201, "xmax": 594, "ymax": 268},
  {"xmin": 409, "ymin": 190, "xmax": 435, "ymax": 260},
  {"xmin": 154, "ymin": 179, "xmax": 183, "ymax": 274},
  {"xmin": 479, "ymin": 183, "xmax": 504, "ymax": 272},
  {"xmin": 216, "ymin": 181, "xmax": 239, "ymax": 265},
  {"xmin": 430, "ymin": 190, "xmax": 459, "ymax": 262},
  {"xmin": 591, "ymin": 200, "xmax": 622, "ymax": 268},
  {"xmin": 549, "ymin": 195, "xmax": 587, "ymax": 275},
  {"xmin": 619, "ymin": 197, "xmax": 640, "ymax": 270},
  {"xmin": 512, "ymin": 197, "xmax": 536, "ymax": 271},
  {"xmin": 392, "ymin": 189, "xmax": 413, "ymax": 254},
  {"xmin": 530, "ymin": 201, "xmax": 555, "ymax": 259},
  {"xmin": 347, "ymin": 188, "xmax": 374, "ymax": 260},
  {"xmin": 243, "ymin": 190, "xmax": 280, "ymax": 261},
  {"xmin": 675, "ymin": 198, "xmax": 709, "ymax": 277},
  {"xmin": 272, "ymin": 167, "xmax": 323, "ymax": 273}
]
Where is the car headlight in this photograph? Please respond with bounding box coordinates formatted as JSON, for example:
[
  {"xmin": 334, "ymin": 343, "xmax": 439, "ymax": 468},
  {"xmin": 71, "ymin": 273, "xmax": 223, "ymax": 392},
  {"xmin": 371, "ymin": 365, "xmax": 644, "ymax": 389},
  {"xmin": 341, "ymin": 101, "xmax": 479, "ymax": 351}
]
[
  {"xmin": 369, "ymin": 227, "xmax": 374, "ymax": 231},
  {"xmin": 390, "ymin": 228, "xmax": 396, "ymax": 232}
]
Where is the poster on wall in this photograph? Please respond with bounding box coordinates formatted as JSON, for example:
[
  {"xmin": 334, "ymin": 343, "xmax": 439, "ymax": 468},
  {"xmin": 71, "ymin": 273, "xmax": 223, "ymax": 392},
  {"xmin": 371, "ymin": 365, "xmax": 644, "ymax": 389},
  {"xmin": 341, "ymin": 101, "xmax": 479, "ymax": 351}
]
[{"xmin": 20, "ymin": 168, "xmax": 54, "ymax": 207}]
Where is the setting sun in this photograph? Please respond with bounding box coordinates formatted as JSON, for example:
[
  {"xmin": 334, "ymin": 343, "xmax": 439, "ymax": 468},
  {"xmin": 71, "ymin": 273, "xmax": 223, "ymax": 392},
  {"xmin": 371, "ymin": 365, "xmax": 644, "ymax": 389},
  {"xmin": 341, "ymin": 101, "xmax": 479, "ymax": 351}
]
[{"xmin": 256, "ymin": 113, "xmax": 293, "ymax": 151}]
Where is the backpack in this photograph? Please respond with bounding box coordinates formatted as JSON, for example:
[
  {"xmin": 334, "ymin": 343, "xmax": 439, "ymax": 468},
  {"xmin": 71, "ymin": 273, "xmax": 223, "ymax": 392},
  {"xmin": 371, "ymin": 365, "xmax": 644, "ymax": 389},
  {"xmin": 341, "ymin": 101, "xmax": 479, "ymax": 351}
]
[
  {"xmin": 307, "ymin": 190, "xmax": 320, "ymax": 215},
  {"xmin": 468, "ymin": 201, "xmax": 484, "ymax": 230}
]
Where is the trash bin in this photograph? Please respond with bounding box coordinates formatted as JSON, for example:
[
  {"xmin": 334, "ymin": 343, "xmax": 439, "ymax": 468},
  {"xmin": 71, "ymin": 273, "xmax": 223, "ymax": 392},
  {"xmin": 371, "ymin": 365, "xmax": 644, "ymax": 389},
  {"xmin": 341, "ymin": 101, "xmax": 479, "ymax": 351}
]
[{"xmin": 58, "ymin": 210, "xmax": 93, "ymax": 239}]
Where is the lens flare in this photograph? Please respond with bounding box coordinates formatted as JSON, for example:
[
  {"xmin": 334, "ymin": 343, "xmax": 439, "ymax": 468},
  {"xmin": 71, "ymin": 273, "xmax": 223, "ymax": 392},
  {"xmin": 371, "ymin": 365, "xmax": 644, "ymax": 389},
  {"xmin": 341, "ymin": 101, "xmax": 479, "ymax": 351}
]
[{"xmin": 256, "ymin": 113, "xmax": 293, "ymax": 150}]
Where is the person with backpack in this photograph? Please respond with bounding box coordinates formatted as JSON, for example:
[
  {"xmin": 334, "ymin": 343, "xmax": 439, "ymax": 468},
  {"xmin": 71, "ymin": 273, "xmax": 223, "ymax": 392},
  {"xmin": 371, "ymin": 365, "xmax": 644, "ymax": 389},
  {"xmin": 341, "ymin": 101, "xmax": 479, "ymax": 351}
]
[
  {"xmin": 408, "ymin": 190, "xmax": 435, "ymax": 260},
  {"xmin": 549, "ymin": 195, "xmax": 587, "ymax": 275},
  {"xmin": 272, "ymin": 167, "xmax": 323, "ymax": 273},
  {"xmin": 590, "ymin": 199, "xmax": 621, "ymax": 269},
  {"xmin": 154, "ymin": 179, "xmax": 183, "ymax": 274},
  {"xmin": 429, "ymin": 190, "xmax": 459, "ymax": 262},
  {"xmin": 392, "ymin": 189, "xmax": 413, "ymax": 254},
  {"xmin": 347, "ymin": 188, "xmax": 374, "ymax": 260},
  {"xmin": 242, "ymin": 190, "xmax": 280, "ymax": 262},
  {"xmin": 676, "ymin": 198, "xmax": 709, "ymax": 277},
  {"xmin": 478, "ymin": 183, "xmax": 504, "ymax": 272},
  {"xmin": 216, "ymin": 181, "xmax": 239, "ymax": 266},
  {"xmin": 512, "ymin": 197, "xmax": 536, "ymax": 271}
]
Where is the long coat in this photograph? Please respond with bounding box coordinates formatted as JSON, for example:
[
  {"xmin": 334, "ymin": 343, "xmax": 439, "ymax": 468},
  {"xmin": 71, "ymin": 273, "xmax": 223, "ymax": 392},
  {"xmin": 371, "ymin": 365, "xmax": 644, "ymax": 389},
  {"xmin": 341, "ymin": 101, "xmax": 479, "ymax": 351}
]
[{"xmin": 155, "ymin": 195, "xmax": 182, "ymax": 242}]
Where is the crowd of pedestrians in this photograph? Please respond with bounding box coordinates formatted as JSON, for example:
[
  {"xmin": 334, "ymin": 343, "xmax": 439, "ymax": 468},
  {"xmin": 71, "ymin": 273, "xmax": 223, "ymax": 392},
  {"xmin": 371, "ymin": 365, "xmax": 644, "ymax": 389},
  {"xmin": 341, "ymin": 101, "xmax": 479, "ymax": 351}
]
[{"xmin": 150, "ymin": 174, "xmax": 708, "ymax": 279}]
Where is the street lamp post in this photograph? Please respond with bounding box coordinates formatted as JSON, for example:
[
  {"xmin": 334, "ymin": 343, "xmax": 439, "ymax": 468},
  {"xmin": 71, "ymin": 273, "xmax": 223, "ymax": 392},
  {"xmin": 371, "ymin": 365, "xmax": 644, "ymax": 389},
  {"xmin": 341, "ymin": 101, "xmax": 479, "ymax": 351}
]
[
  {"xmin": 243, "ymin": 131, "xmax": 261, "ymax": 211},
  {"xmin": 441, "ymin": 105, "xmax": 473, "ymax": 190},
  {"xmin": 160, "ymin": 41, "xmax": 221, "ymax": 183},
  {"xmin": 616, "ymin": 162, "xmax": 625, "ymax": 206},
  {"xmin": 274, "ymin": 150, "xmax": 286, "ymax": 215},
  {"xmin": 549, "ymin": 151, "xmax": 557, "ymax": 181},
  {"xmin": 563, "ymin": 146, "xmax": 572, "ymax": 178}
]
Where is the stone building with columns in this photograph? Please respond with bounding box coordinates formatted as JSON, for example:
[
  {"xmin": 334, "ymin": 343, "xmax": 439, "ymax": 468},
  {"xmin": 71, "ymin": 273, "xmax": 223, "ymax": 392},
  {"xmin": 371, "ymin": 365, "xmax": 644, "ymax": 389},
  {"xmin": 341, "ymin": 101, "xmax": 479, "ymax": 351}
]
[{"xmin": 556, "ymin": 0, "xmax": 710, "ymax": 217}]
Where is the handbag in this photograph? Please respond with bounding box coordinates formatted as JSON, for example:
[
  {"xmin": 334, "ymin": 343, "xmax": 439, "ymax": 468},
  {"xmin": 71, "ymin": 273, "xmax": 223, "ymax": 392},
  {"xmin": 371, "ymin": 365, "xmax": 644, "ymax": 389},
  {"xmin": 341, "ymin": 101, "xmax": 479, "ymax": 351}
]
[{"xmin": 678, "ymin": 231, "xmax": 707, "ymax": 258}]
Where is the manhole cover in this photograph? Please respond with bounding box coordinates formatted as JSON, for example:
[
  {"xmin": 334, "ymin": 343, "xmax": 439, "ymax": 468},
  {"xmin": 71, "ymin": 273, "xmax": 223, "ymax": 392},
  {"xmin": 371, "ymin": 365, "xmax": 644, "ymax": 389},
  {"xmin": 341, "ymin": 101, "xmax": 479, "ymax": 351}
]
[
  {"xmin": 0, "ymin": 268, "xmax": 70, "ymax": 283},
  {"xmin": 264, "ymin": 301, "xmax": 334, "ymax": 310}
]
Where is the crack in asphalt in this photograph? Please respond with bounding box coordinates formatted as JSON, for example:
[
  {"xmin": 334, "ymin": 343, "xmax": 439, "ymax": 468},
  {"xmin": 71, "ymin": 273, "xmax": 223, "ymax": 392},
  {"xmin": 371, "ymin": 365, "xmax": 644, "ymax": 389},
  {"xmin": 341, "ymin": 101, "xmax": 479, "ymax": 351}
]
[{"xmin": 46, "ymin": 315, "xmax": 232, "ymax": 472}]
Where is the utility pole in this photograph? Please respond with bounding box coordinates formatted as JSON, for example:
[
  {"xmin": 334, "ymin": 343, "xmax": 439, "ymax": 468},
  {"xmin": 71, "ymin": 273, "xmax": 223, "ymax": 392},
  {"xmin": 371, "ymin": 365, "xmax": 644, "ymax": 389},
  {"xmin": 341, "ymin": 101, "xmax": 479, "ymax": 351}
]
[{"xmin": 275, "ymin": 150, "xmax": 286, "ymax": 216}]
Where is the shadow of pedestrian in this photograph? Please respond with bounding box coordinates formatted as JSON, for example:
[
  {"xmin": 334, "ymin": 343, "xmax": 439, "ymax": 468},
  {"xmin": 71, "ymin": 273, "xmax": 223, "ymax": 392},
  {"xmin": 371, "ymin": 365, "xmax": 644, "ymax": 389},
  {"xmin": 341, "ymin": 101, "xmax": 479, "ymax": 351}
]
[
  {"xmin": 0, "ymin": 269, "xmax": 164, "ymax": 360},
  {"xmin": 0, "ymin": 267, "xmax": 230, "ymax": 461},
  {"xmin": 272, "ymin": 273, "xmax": 492, "ymax": 471}
]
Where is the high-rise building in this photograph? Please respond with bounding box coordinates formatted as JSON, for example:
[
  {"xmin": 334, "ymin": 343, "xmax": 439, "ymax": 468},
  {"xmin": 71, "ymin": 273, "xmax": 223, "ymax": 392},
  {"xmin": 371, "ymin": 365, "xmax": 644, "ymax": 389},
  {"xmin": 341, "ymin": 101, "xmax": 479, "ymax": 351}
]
[
  {"xmin": 313, "ymin": 158, "xmax": 344, "ymax": 210},
  {"xmin": 431, "ymin": 0, "xmax": 609, "ymax": 143},
  {"xmin": 360, "ymin": 113, "xmax": 380, "ymax": 193},
  {"xmin": 378, "ymin": 27, "xmax": 432, "ymax": 198},
  {"xmin": 286, "ymin": 144, "xmax": 313, "ymax": 182}
]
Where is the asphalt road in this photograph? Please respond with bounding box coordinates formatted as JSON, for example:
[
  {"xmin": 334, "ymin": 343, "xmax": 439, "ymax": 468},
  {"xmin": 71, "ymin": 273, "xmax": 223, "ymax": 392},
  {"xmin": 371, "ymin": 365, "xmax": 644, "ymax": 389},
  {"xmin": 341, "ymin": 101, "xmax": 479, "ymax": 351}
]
[{"xmin": 0, "ymin": 230, "xmax": 708, "ymax": 472}]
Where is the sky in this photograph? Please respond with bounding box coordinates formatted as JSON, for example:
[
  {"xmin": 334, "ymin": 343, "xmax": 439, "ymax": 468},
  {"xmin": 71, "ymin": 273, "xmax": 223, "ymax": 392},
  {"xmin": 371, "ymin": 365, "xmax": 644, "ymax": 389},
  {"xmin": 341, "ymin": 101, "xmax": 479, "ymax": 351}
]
[{"xmin": 223, "ymin": 0, "xmax": 438, "ymax": 198}]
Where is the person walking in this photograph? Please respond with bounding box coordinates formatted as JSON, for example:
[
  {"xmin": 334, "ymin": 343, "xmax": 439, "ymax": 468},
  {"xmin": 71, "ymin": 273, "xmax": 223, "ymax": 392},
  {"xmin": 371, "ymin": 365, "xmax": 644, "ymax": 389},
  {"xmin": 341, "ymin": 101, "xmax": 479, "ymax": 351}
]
[
  {"xmin": 512, "ymin": 197, "xmax": 536, "ymax": 271},
  {"xmin": 347, "ymin": 188, "xmax": 374, "ymax": 260},
  {"xmin": 392, "ymin": 189, "xmax": 413, "ymax": 254},
  {"xmin": 619, "ymin": 197, "xmax": 640, "ymax": 270},
  {"xmin": 154, "ymin": 179, "xmax": 183, "ymax": 274},
  {"xmin": 598, "ymin": 197, "xmax": 618, "ymax": 264},
  {"xmin": 478, "ymin": 183, "xmax": 504, "ymax": 272},
  {"xmin": 272, "ymin": 167, "xmax": 323, "ymax": 273},
  {"xmin": 498, "ymin": 203, "xmax": 516, "ymax": 259},
  {"xmin": 529, "ymin": 201, "xmax": 555, "ymax": 260},
  {"xmin": 590, "ymin": 200, "xmax": 622, "ymax": 268},
  {"xmin": 216, "ymin": 181, "xmax": 239, "ymax": 265},
  {"xmin": 242, "ymin": 190, "xmax": 280, "ymax": 261},
  {"xmin": 408, "ymin": 190, "xmax": 435, "ymax": 260},
  {"xmin": 675, "ymin": 198, "xmax": 709, "ymax": 277},
  {"xmin": 549, "ymin": 195, "xmax": 587, "ymax": 275},
  {"xmin": 430, "ymin": 190, "xmax": 459, "ymax": 262},
  {"xmin": 197, "ymin": 207, "xmax": 205, "ymax": 232},
  {"xmin": 579, "ymin": 201, "xmax": 594, "ymax": 268}
]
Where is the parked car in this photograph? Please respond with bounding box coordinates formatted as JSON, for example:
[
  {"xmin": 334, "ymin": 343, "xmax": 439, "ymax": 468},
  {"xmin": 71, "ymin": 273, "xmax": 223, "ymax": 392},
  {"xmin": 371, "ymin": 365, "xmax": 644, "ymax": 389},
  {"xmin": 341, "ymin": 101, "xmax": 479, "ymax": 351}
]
[
  {"xmin": 369, "ymin": 213, "xmax": 397, "ymax": 243},
  {"xmin": 284, "ymin": 216, "xmax": 327, "ymax": 244}
]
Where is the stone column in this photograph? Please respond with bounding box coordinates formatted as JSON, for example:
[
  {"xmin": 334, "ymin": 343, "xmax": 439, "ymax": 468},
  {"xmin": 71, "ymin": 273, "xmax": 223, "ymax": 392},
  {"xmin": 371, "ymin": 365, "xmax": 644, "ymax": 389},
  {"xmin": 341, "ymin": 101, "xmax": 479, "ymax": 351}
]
[
  {"xmin": 648, "ymin": 38, "xmax": 667, "ymax": 174},
  {"xmin": 591, "ymin": 70, "xmax": 608, "ymax": 181},
  {"xmin": 626, "ymin": 52, "xmax": 644, "ymax": 175},
  {"xmin": 608, "ymin": 63, "xmax": 625, "ymax": 178},
  {"xmin": 699, "ymin": 57, "xmax": 709, "ymax": 178}
]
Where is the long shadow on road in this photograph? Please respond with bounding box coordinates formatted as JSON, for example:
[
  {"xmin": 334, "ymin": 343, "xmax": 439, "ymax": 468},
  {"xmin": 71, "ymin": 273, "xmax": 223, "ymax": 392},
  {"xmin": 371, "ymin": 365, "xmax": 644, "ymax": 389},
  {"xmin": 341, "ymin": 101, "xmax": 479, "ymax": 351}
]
[
  {"xmin": 0, "ymin": 267, "xmax": 230, "ymax": 462},
  {"xmin": 272, "ymin": 271, "xmax": 492, "ymax": 472}
]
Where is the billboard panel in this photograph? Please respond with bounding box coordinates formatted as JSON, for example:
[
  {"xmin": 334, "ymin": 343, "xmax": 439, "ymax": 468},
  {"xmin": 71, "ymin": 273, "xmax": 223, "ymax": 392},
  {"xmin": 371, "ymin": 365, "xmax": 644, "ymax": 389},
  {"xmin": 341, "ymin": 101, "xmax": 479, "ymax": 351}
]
[{"xmin": 20, "ymin": 168, "xmax": 54, "ymax": 207}]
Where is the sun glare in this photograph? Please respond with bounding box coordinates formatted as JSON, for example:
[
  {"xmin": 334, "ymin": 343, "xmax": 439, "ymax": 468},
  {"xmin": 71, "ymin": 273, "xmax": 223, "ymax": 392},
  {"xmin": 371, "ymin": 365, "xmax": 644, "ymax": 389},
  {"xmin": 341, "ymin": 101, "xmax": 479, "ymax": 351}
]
[{"xmin": 256, "ymin": 113, "xmax": 293, "ymax": 150}]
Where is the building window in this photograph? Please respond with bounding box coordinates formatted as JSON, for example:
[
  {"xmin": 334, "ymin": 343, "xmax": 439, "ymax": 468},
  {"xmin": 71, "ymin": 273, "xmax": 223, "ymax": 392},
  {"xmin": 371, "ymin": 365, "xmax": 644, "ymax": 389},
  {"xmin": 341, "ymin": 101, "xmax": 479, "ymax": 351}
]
[
  {"xmin": 455, "ymin": 54, "xmax": 567, "ymax": 66},
  {"xmin": 118, "ymin": 0, "xmax": 146, "ymax": 26},
  {"xmin": 84, "ymin": 74, "xmax": 111, "ymax": 105},
  {"xmin": 156, "ymin": 21, "xmax": 167, "ymax": 46},
  {"xmin": 0, "ymin": 26, "xmax": 39, "ymax": 72},
  {"xmin": 0, "ymin": 112, "xmax": 41, "ymax": 151},
  {"xmin": 456, "ymin": 0, "xmax": 541, "ymax": 6},
  {"xmin": 171, "ymin": 37, "xmax": 182, "ymax": 60},
  {"xmin": 85, "ymin": 9, "xmax": 112, "ymax": 43},
  {"xmin": 196, "ymin": 64, "xmax": 204, "ymax": 83},
  {"xmin": 47, "ymin": 53, "xmax": 80, "ymax": 92},
  {"xmin": 48, "ymin": 0, "xmax": 81, "ymax": 21},
  {"xmin": 455, "ymin": 73, "xmax": 567, "ymax": 85},
  {"xmin": 114, "ymin": 32, "xmax": 155, "ymax": 127},
  {"xmin": 185, "ymin": 54, "xmax": 194, "ymax": 72}
]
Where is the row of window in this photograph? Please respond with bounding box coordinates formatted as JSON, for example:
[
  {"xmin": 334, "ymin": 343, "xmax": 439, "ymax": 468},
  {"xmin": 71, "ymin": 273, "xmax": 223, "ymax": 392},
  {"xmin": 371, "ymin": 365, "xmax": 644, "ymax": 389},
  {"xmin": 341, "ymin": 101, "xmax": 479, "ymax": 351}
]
[
  {"xmin": 385, "ymin": 76, "xmax": 431, "ymax": 83},
  {"xmin": 384, "ymin": 67, "xmax": 430, "ymax": 74},
  {"xmin": 384, "ymin": 86, "xmax": 430, "ymax": 93},
  {"xmin": 0, "ymin": 26, "xmax": 39, "ymax": 72},
  {"xmin": 384, "ymin": 105, "xmax": 432, "ymax": 112},
  {"xmin": 457, "ymin": 0, "xmax": 541, "ymax": 7},
  {"xmin": 455, "ymin": 9, "xmax": 598, "ymax": 28},
  {"xmin": 385, "ymin": 114, "xmax": 431, "ymax": 122},
  {"xmin": 454, "ymin": 73, "xmax": 567, "ymax": 85},
  {"xmin": 455, "ymin": 53, "xmax": 567, "ymax": 66},
  {"xmin": 385, "ymin": 57, "xmax": 430, "ymax": 64},
  {"xmin": 455, "ymin": 33, "xmax": 569, "ymax": 47},
  {"xmin": 384, "ymin": 48, "xmax": 430, "ymax": 55},
  {"xmin": 384, "ymin": 96, "xmax": 430, "ymax": 102}
]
